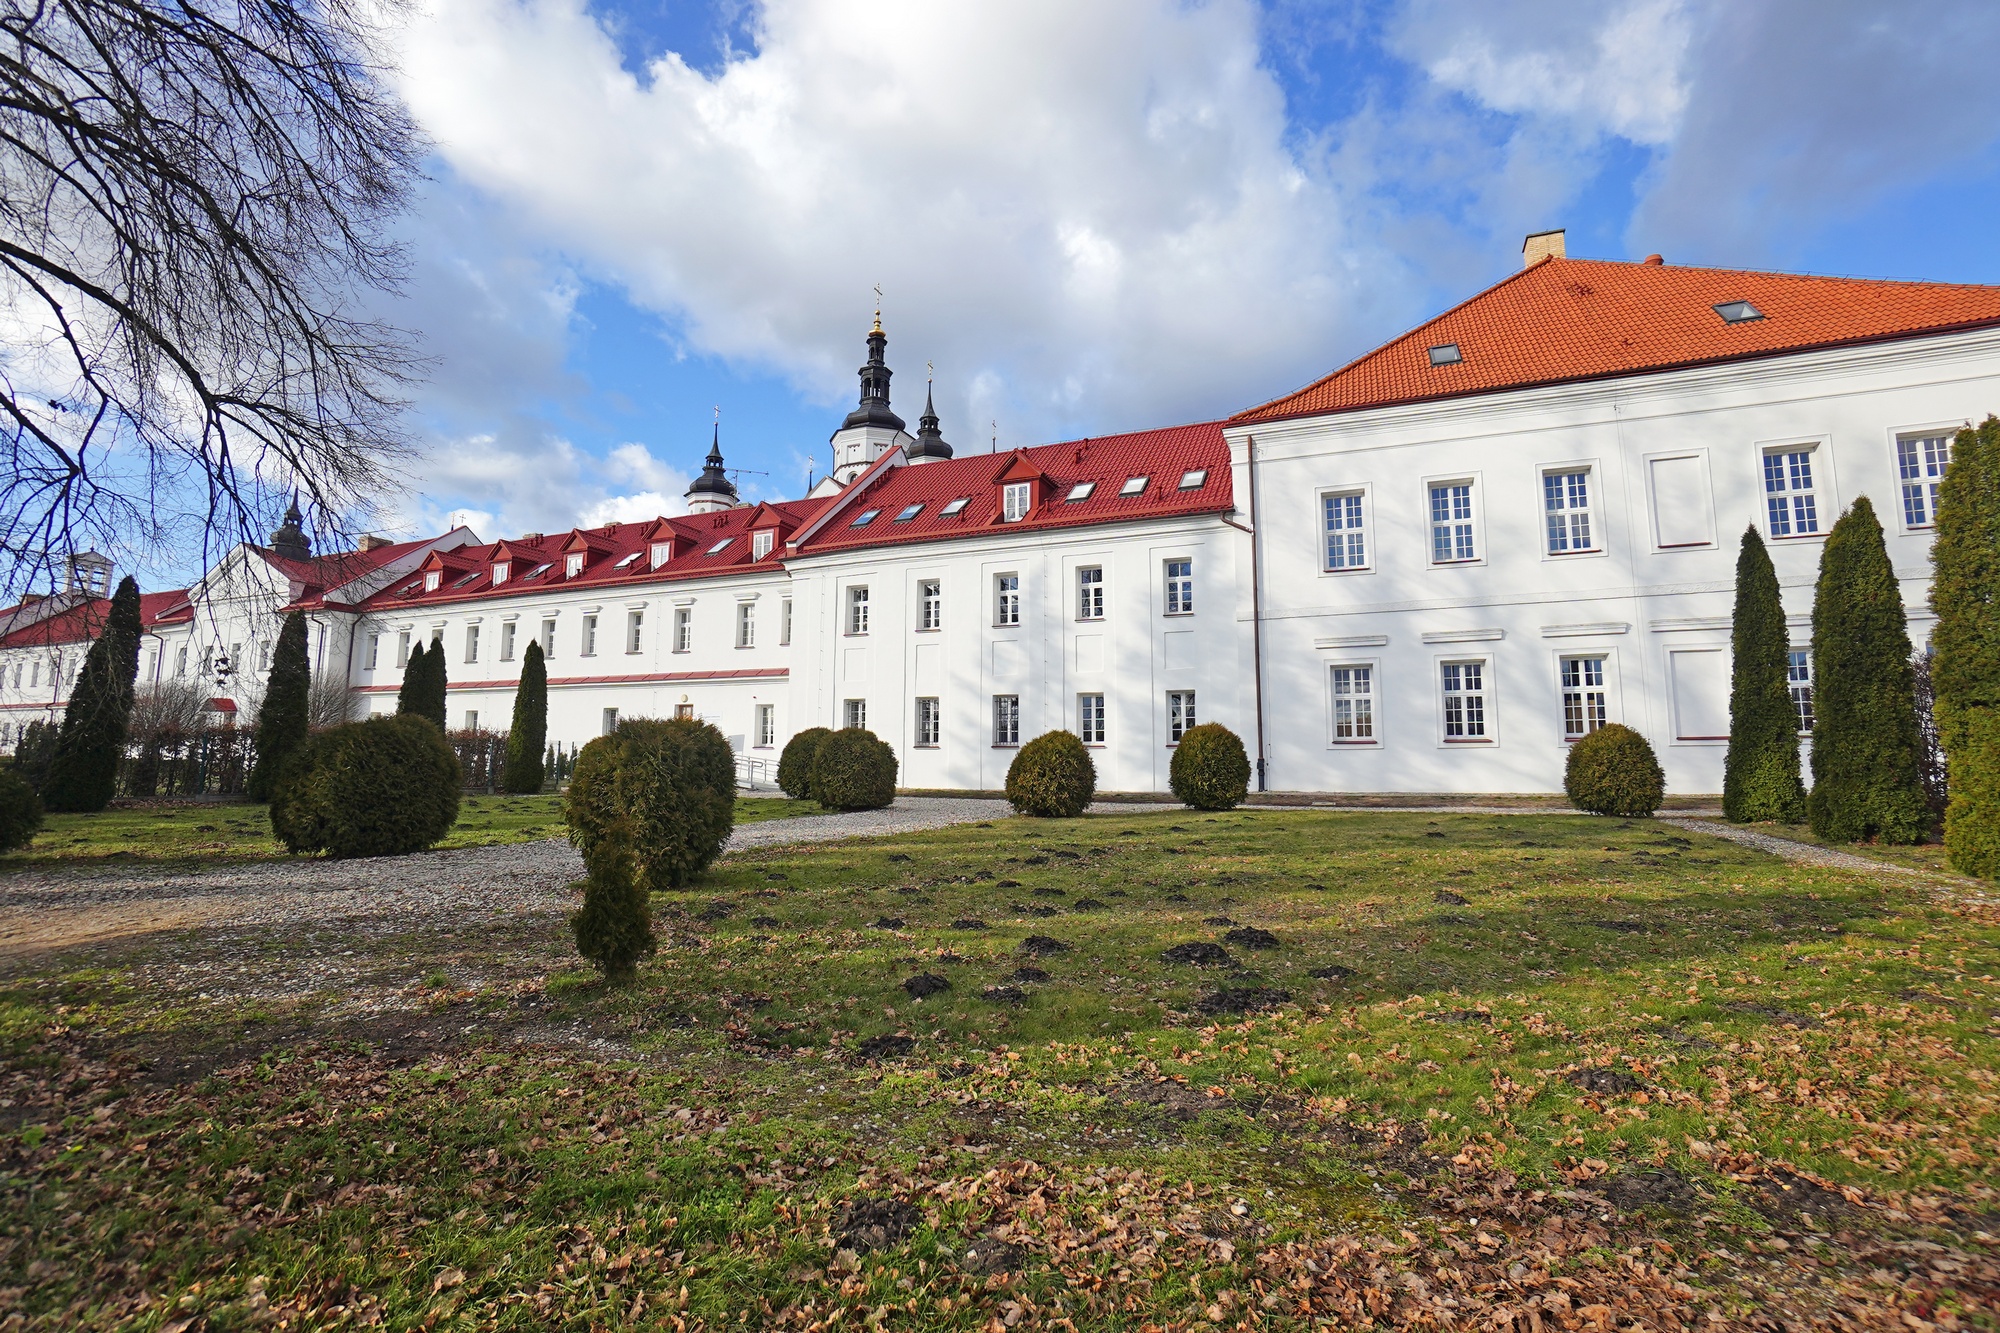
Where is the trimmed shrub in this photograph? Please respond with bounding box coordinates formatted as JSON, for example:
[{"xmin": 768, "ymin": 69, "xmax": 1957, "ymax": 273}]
[
  {"xmin": 0, "ymin": 770, "xmax": 44, "ymax": 853},
  {"xmin": 42, "ymin": 575, "xmax": 142, "ymax": 812},
  {"xmin": 1564, "ymin": 723, "xmax": 1665, "ymax": 816},
  {"xmin": 246, "ymin": 611, "xmax": 311, "ymax": 802},
  {"xmin": 812, "ymin": 728, "xmax": 897, "ymax": 811},
  {"xmin": 1006, "ymin": 730, "xmax": 1097, "ymax": 817},
  {"xmin": 501, "ymin": 639, "xmax": 548, "ymax": 793},
  {"xmin": 777, "ymin": 726, "xmax": 833, "ymax": 800},
  {"xmin": 9, "ymin": 720, "xmax": 55, "ymax": 792},
  {"xmin": 1169, "ymin": 723, "xmax": 1251, "ymax": 811},
  {"xmin": 1931, "ymin": 416, "xmax": 2000, "ymax": 876},
  {"xmin": 564, "ymin": 717, "xmax": 737, "ymax": 892},
  {"xmin": 270, "ymin": 714, "xmax": 461, "ymax": 858},
  {"xmin": 1723, "ymin": 526, "xmax": 1806, "ymax": 823},
  {"xmin": 1808, "ymin": 497, "xmax": 1930, "ymax": 844},
  {"xmin": 395, "ymin": 640, "xmax": 425, "ymax": 716},
  {"xmin": 571, "ymin": 816, "xmax": 655, "ymax": 981}
]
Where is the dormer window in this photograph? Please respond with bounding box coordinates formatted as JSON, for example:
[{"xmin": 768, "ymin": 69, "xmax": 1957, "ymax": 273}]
[
  {"xmin": 1120, "ymin": 475, "xmax": 1148, "ymax": 496},
  {"xmin": 650, "ymin": 542, "xmax": 671, "ymax": 569},
  {"xmin": 1065, "ymin": 481, "xmax": 1096, "ymax": 502},
  {"xmin": 492, "ymin": 561, "xmax": 509, "ymax": 585},
  {"xmin": 941, "ymin": 497, "xmax": 970, "ymax": 516},
  {"xmin": 1002, "ymin": 482, "xmax": 1031, "ymax": 522},
  {"xmin": 1179, "ymin": 469, "xmax": 1208, "ymax": 490},
  {"xmin": 423, "ymin": 570, "xmax": 441, "ymax": 592},
  {"xmin": 565, "ymin": 552, "xmax": 585, "ymax": 579},
  {"xmin": 752, "ymin": 530, "xmax": 774, "ymax": 559}
]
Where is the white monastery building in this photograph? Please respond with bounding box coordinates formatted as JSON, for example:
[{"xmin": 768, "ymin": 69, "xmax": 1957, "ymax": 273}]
[{"xmin": 7, "ymin": 233, "xmax": 2000, "ymax": 797}]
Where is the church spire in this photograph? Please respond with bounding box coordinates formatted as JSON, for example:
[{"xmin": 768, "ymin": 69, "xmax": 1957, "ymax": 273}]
[
  {"xmin": 839, "ymin": 317, "xmax": 906, "ymax": 434},
  {"xmin": 907, "ymin": 369, "xmax": 953, "ymax": 463},
  {"xmin": 269, "ymin": 491, "xmax": 311, "ymax": 561},
  {"xmin": 685, "ymin": 417, "xmax": 740, "ymax": 514}
]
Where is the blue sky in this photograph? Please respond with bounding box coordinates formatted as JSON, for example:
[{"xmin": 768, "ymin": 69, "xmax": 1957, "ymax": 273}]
[{"xmin": 341, "ymin": 0, "xmax": 2000, "ymax": 550}]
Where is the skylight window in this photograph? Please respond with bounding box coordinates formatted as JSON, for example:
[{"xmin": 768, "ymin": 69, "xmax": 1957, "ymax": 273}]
[
  {"xmin": 850, "ymin": 508, "xmax": 881, "ymax": 528},
  {"xmin": 451, "ymin": 571, "xmax": 481, "ymax": 587},
  {"xmin": 706, "ymin": 538, "xmax": 733, "ymax": 555},
  {"xmin": 1065, "ymin": 481, "xmax": 1096, "ymax": 502},
  {"xmin": 523, "ymin": 563, "xmax": 551, "ymax": 580},
  {"xmin": 1713, "ymin": 300, "xmax": 1763, "ymax": 324},
  {"xmin": 613, "ymin": 552, "xmax": 641, "ymax": 568},
  {"xmin": 894, "ymin": 502, "xmax": 924, "ymax": 522},
  {"xmin": 1120, "ymin": 475, "xmax": 1148, "ymax": 496},
  {"xmin": 1428, "ymin": 343, "xmax": 1462, "ymax": 366},
  {"xmin": 940, "ymin": 497, "xmax": 971, "ymax": 516},
  {"xmin": 1179, "ymin": 469, "xmax": 1208, "ymax": 490},
  {"xmin": 400, "ymin": 579, "xmax": 423, "ymax": 596}
]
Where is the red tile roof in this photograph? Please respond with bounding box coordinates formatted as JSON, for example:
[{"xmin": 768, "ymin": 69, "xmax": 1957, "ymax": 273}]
[
  {"xmin": 0, "ymin": 590, "xmax": 189, "ymax": 649},
  {"xmin": 792, "ymin": 421, "xmax": 1231, "ymax": 555},
  {"xmin": 256, "ymin": 536, "xmax": 434, "ymax": 590},
  {"xmin": 1233, "ymin": 256, "xmax": 2000, "ymax": 425}
]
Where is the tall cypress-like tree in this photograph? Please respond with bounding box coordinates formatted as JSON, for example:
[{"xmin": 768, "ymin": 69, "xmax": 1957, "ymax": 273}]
[
  {"xmin": 423, "ymin": 637, "xmax": 449, "ymax": 731},
  {"xmin": 245, "ymin": 611, "xmax": 311, "ymax": 802},
  {"xmin": 1723, "ymin": 527, "xmax": 1806, "ymax": 822},
  {"xmin": 1929, "ymin": 416, "xmax": 2000, "ymax": 876},
  {"xmin": 502, "ymin": 639, "xmax": 548, "ymax": 793},
  {"xmin": 1807, "ymin": 497, "xmax": 1930, "ymax": 843},
  {"xmin": 396, "ymin": 641, "xmax": 426, "ymax": 718},
  {"xmin": 42, "ymin": 575, "xmax": 143, "ymax": 812}
]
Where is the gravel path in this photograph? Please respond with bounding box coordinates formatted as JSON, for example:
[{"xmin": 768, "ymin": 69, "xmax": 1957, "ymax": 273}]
[{"xmin": 1659, "ymin": 817, "xmax": 1963, "ymax": 881}]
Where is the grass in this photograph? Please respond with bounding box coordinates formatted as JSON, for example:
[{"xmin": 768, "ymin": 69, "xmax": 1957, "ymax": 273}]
[
  {"xmin": 1760, "ymin": 821, "xmax": 1960, "ymax": 875},
  {"xmin": 2, "ymin": 810, "xmax": 1997, "ymax": 1329},
  {"xmin": 0, "ymin": 793, "xmax": 819, "ymax": 867}
]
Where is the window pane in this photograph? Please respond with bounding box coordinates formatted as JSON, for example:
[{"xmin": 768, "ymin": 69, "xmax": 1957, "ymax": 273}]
[
  {"xmin": 1324, "ymin": 493, "xmax": 1365, "ymax": 569},
  {"xmin": 1430, "ymin": 483, "xmax": 1475, "ymax": 561}
]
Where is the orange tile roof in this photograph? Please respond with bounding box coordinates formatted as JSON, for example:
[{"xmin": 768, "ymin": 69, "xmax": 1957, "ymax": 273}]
[{"xmin": 1233, "ymin": 257, "xmax": 2000, "ymax": 425}]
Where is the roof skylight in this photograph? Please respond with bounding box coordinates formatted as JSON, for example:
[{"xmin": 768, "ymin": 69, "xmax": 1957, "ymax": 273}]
[
  {"xmin": 1065, "ymin": 481, "xmax": 1096, "ymax": 502},
  {"xmin": 850, "ymin": 508, "xmax": 880, "ymax": 527},
  {"xmin": 523, "ymin": 563, "xmax": 551, "ymax": 579},
  {"xmin": 893, "ymin": 502, "xmax": 924, "ymax": 522},
  {"xmin": 1713, "ymin": 300, "xmax": 1763, "ymax": 324},
  {"xmin": 451, "ymin": 572, "xmax": 481, "ymax": 587},
  {"xmin": 1428, "ymin": 343, "xmax": 1463, "ymax": 366},
  {"xmin": 1120, "ymin": 475, "xmax": 1148, "ymax": 496},
  {"xmin": 1179, "ymin": 469, "xmax": 1208, "ymax": 490},
  {"xmin": 613, "ymin": 551, "xmax": 641, "ymax": 568},
  {"xmin": 940, "ymin": 497, "xmax": 971, "ymax": 516},
  {"xmin": 706, "ymin": 538, "xmax": 733, "ymax": 555}
]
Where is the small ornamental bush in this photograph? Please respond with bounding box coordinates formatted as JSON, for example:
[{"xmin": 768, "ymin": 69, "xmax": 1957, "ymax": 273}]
[
  {"xmin": 246, "ymin": 610, "xmax": 310, "ymax": 803},
  {"xmin": 270, "ymin": 714, "xmax": 461, "ymax": 858},
  {"xmin": 1006, "ymin": 730, "xmax": 1097, "ymax": 817},
  {"xmin": 571, "ymin": 816, "xmax": 655, "ymax": 982},
  {"xmin": 1723, "ymin": 527, "xmax": 1806, "ymax": 823},
  {"xmin": 0, "ymin": 770, "xmax": 44, "ymax": 853},
  {"xmin": 777, "ymin": 726, "xmax": 833, "ymax": 800},
  {"xmin": 1564, "ymin": 723, "xmax": 1665, "ymax": 817},
  {"xmin": 1931, "ymin": 416, "xmax": 2000, "ymax": 876},
  {"xmin": 564, "ymin": 717, "xmax": 737, "ymax": 892},
  {"xmin": 1169, "ymin": 723, "xmax": 1251, "ymax": 811},
  {"xmin": 42, "ymin": 575, "xmax": 142, "ymax": 813},
  {"xmin": 812, "ymin": 728, "xmax": 898, "ymax": 811},
  {"xmin": 501, "ymin": 639, "xmax": 548, "ymax": 793}
]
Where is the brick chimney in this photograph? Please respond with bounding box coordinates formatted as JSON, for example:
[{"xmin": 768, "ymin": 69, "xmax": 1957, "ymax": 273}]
[
  {"xmin": 1522, "ymin": 229, "xmax": 1566, "ymax": 268},
  {"xmin": 356, "ymin": 533, "xmax": 392, "ymax": 552}
]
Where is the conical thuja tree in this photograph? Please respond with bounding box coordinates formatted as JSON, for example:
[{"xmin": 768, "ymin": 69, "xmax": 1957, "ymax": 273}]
[
  {"xmin": 1807, "ymin": 497, "xmax": 1930, "ymax": 843},
  {"xmin": 42, "ymin": 575, "xmax": 143, "ymax": 812},
  {"xmin": 396, "ymin": 641, "xmax": 426, "ymax": 717},
  {"xmin": 1929, "ymin": 415, "xmax": 2000, "ymax": 876},
  {"xmin": 423, "ymin": 637, "xmax": 449, "ymax": 731},
  {"xmin": 1723, "ymin": 527, "xmax": 1806, "ymax": 822},
  {"xmin": 246, "ymin": 611, "xmax": 311, "ymax": 802},
  {"xmin": 502, "ymin": 639, "xmax": 547, "ymax": 793}
]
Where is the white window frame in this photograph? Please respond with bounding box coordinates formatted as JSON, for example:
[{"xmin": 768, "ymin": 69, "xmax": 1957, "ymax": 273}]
[
  {"xmin": 1002, "ymin": 482, "xmax": 1031, "ymax": 523},
  {"xmin": 1437, "ymin": 657, "xmax": 1493, "ymax": 745},
  {"xmin": 918, "ymin": 579, "xmax": 942, "ymax": 632},
  {"xmin": 365, "ymin": 633, "xmax": 380, "ymax": 670},
  {"xmin": 464, "ymin": 710, "xmax": 479, "ymax": 732},
  {"xmin": 673, "ymin": 606, "xmax": 692, "ymax": 653},
  {"xmin": 1558, "ymin": 654, "xmax": 1609, "ymax": 740},
  {"xmin": 1320, "ymin": 487, "xmax": 1370, "ymax": 573},
  {"xmin": 915, "ymin": 696, "xmax": 940, "ymax": 747},
  {"xmin": 492, "ymin": 561, "xmax": 509, "ymax": 586},
  {"xmin": 396, "ymin": 631, "xmax": 411, "ymax": 667},
  {"xmin": 464, "ymin": 625, "xmax": 480, "ymax": 664},
  {"xmin": 844, "ymin": 698, "xmax": 867, "ymax": 730},
  {"xmin": 650, "ymin": 542, "xmax": 672, "ymax": 569},
  {"xmin": 1328, "ymin": 662, "xmax": 1378, "ymax": 745},
  {"xmin": 1167, "ymin": 689, "xmax": 1197, "ymax": 743},
  {"xmin": 627, "ymin": 610, "xmax": 644, "ymax": 654},
  {"xmin": 1788, "ymin": 647, "xmax": 1814, "ymax": 733},
  {"xmin": 755, "ymin": 704, "xmax": 776, "ymax": 748},
  {"xmin": 423, "ymin": 570, "xmax": 441, "ymax": 592},
  {"xmin": 1077, "ymin": 566, "xmax": 1104, "ymax": 621},
  {"xmin": 1163, "ymin": 558, "xmax": 1193, "ymax": 616},
  {"xmin": 540, "ymin": 619, "xmax": 556, "ymax": 659},
  {"xmin": 581, "ymin": 614, "xmax": 598, "ymax": 657},
  {"xmin": 1078, "ymin": 692, "xmax": 1106, "ymax": 745},
  {"xmin": 995, "ymin": 574, "xmax": 1020, "ymax": 626},
  {"xmin": 753, "ymin": 529, "xmax": 775, "ymax": 559},
  {"xmin": 993, "ymin": 694, "xmax": 1020, "ymax": 746},
  {"xmin": 736, "ymin": 602, "xmax": 755, "ymax": 649},
  {"xmin": 848, "ymin": 585, "xmax": 870, "ymax": 635},
  {"xmin": 1894, "ymin": 427, "xmax": 1955, "ymax": 531},
  {"xmin": 601, "ymin": 707, "xmax": 619, "ymax": 735},
  {"xmin": 566, "ymin": 552, "xmax": 585, "ymax": 579},
  {"xmin": 1425, "ymin": 474, "xmax": 1482, "ymax": 565},
  {"xmin": 780, "ymin": 599, "xmax": 792, "ymax": 646},
  {"xmin": 500, "ymin": 621, "xmax": 516, "ymax": 662},
  {"xmin": 1759, "ymin": 438, "xmax": 1830, "ymax": 541},
  {"xmin": 1540, "ymin": 463, "xmax": 1600, "ymax": 557}
]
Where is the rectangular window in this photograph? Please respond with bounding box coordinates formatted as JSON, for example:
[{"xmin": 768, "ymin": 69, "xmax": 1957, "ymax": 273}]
[
  {"xmin": 493, "ymin": 561, "xmax": 509, "ymax": 585},
  {"xmin": 1788, "ymin": 649, "xmax": 1814, "ymax": 732},
  {"xmin": 993, "ymin": 694, "xmax": 1020, "ymax": 745},
  {"xmin": 627, "ymin": 611, "xmax": 643, "ymax": 654},
  {"xmin": 259, "ymin": 643, "xmax": 272, "ymax": 672},
  {"xmin": 753, "ymin": 529, "xmax": 774, "ymax": 559},
  {"xmin": 736, "ymin": 602, "xmax": 755, "ymax": 648},
  {"xmin": 996, "ymin": 574, "xmax": 1020, "ymax": 626},
  {"xmin": 916, "ymin": 697, "xmax": 940, "ymax": 746},
  {"xmin": 1560, "ymin": 656, "xmax": 1607, "ymax": 738},
  {"xmin": 566, "ymin": 552, "xmax": 585, "ymax": 579},
  {"xmin": 673, "ymin": 607, "xmax": 692, "ymax": 653},
  {"xmin": 464, "ymin": 710, "xmax": 479, "ymax": 731},
  {"xmin": 1898, "ymin": 433, "xmax": 1952, "ymax": 528},
  {"xmin": 848, "ymin": 586, "xmax": 870, "ymax": 634},
  {"xmin": 675, "ymin": 703, "xmax": 693, "ymax": 719},
  {"xmin": 780, "ymin": 599, "xmax": 792, "ymax": 645},
  {"xmin": 1430, "ymin": 482, "xmax": 1477, "ymax": 562},
  {"xmin": 175, "ymin": 645, "xmax": 188, "ymax": 678},
  {"xmin": 1331, "ymin": 666, "xmax": 1374, "ymax": 742},
  {"xmin": 1078, "ymin": 692, "xmax": 1105, "ymax": 744},
  {"xmin": 1002, "ymin": 482, "xmax": 1031, "ymax": 522},
  {"xmin": 397, "ymin": 631, "xmax": 411, "ymax": 667},
  {"xmin": 1543, "ymin": 470, "xmax": 1595, "ymax": 554},
  {"xmin": 1164, "ymin": 559, "xmax": 1192, "ymax": 615},
  {"xmin": 1441, "ymin": 662, "xmax": 1487, "ymax": 740},
  {"xmin": 1763, "ymin": 448, "xmax": 1820, "ymax": 537},
  {"xmin": 845, "ymin": 698, "xmax": 867, "ymax": 730},
  {"xmin": 651, "ymin": 542, "xmax": 671, "ymax": 569},
  {"xmin": 919, "ymin": 579, "xmax": 942, "ymax": 631},
  {"xmin": 464, "ymin": 625, "xmax": 480, "ymax": 663},
  {"xmin": 500, "ymin": 621, "xmax": 516, "ymax": 661},
  {"xmin": 365, "ymin": 634, "xmax": 380, "ymax": 670},
  {"xmin": 540, "ymin": 619, "xmax": 556, "ymax": 659},
  {"xmin": 581, "ymin": 614, "xmax": 598, "ymax": 656},
  {"xmin": 1323, "ymin": 492, "xmax": 1366, "ymax": 570},
  {"xmin": 756, "ymin": 703, "xmax": 776, "ymax": 748},
  {"xmin": 1077, "ymin": 567, "xmax": 1104, "ymax": 620},
  {"xmin": 601, "ymin": 707, "xmax": 618, "ymax": 735},
  {"xmin": 1167, "ymin": 690, "xmax": 1196, "ymax": 742}
]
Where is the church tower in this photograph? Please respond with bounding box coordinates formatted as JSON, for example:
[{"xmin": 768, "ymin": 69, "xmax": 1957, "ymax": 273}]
[
  {"xmin": 906, "ymin": 380, "xmax": 954, "ymax": 463},
  {"xmin": 826, "ymin": 316, "xmax": 913, "ymax": 486},
  {"xmin": 684, "ymin": 425, "xmax": 740, "ymax": 515},
  {"xmin": 268, "ymin": 494, "xmax": 311, "ymax": 561}
]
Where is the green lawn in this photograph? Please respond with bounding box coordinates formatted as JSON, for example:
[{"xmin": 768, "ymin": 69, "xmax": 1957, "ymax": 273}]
[
  {"xmin": 0, "ymin": 793, "xmax": 818, "ymax": 866},
  {"xmin": 2, "ymin": 811, "xmax": 1996, "ymax": 1329}
]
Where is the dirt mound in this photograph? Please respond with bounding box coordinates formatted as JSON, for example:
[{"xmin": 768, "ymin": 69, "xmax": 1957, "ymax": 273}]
[
  {"xmin": 1071, "ymin": 898, "xmax": 1107, "ymax": 910},
  {"xmin": 1566, "ymin": 1066, "xmax": 1644, "ymax": 1095},
  {"xmin": 1031, "ymin": 887, "xmax": 1066, "ymax": 897},
  {"xmin": 1223, "ymin": 927, "xmax": 1280, "ymax": 950},
  {"xmin": 750, "ymin": 915, "xmax": 781, "ymax": 928},
  {"xmin": 949, "ymin": 919, "xmax": 987, "ymax": 931},
  {"xmin": 957, "ymin": 1237, "xmax": 1026, "ymax": 1274},
  {"xmin": 1433, "ymin": 889, "xmax": 1468, "ymax": 905},
  {"xmin": 1007, "ymin": 967, "xmax": 1050, "ymax": 983},
  {"xmin": 1195, "ymin": 987, "xmax": 1292, "ymax": 1016},
  {"xmin": 1202, "ymin": 915, "xmax": 1236, "ymax": 926},
  {"xmin": 872, "ymin": 917, "xmax": 906, "ymax": 930},
  {"xmin": 1752, "ymin": 1169, "xmax": 1859, "ymax": 1225},
  {"xmin": 855, "ymin": 1034, "xmax": 915, "ymax": 1060},
  {"xmin": 1599, "ymin": 1167, "xmax": 1698, "ymax": 1216},
  {"xmin": 1019, "ymin": 935, "xmax": 1070, "ymax": 956},
  {"xmin": 835, "ymin": 1198, "xmax": 921, "ymax": 1252},
  {"xmin": 1161, "ymin": 941, "xmax": 1235, "ymax": 967},
  {"xmin": 1309, "ymin": 965, "xmax": 1355, "ymax": 982},
  {"xmin": 1725, "ymin": 1002, "xmax": 1822, "ymax": 1029},
  {"xmin": 902, "ymin": 974, "xmax": 950, "ymax": 999},
  {"xmin": 1429, "ymin": 1009, "xmax": 1491, "ymax": 1025},
  {"xmin": 981, "ymin": 986, "xmax": 1028, "ymax": 1005}
]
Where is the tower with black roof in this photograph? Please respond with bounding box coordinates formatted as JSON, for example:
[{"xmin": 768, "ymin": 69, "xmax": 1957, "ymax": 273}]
[
  {"xmin": 827, "ymin": 316, "xmax": 914, "ymax": 486},
  {"xmin": 684, "ymin": 424, "xmax": 741, "ymax": 515}
]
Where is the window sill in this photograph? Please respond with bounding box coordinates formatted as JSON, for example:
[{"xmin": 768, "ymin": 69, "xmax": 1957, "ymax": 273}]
[
  {"xmin": 1429, "ymin": 558, "xmax": 1481, "ymax": 567},
  {"xmin": 1322, "ymin": 566, "xmax": 1372, "ymax": 575},
  {"xmin": 1546, "ymin": 548, "xmax": 1601, "ymax": 557},
  {"xmin": 914, "ymin": 743, "xmax": 940, "ymax": 749},
  {"xmin": 1076, "ymin": 617, "xmax": 1105, "ymax": 624},
  {"xmin": 915, "ymin": 627, "xmax": 940, "ymax": 634},
  {"xmin": 1331, "ymin": 740, "xmax": 1378, "ymax": 746},
  {"xmin": 1443, "ymin": 738, "xmax": 1492, "ymax": 744}
]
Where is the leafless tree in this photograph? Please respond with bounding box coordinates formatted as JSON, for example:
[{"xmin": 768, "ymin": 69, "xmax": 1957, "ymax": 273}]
[
  {"xmin": 128, "ymin": 675, "xmax": 206, "ymax": 735},
  {"xmin": 0, "ymin": 0, "xmax": 424, "ymax": 594},
  {"xmin": 307, "ymin": 668, "xmax": 351, "ymax": 728}
]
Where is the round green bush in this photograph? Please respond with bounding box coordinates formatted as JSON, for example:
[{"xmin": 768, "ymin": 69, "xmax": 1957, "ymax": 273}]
[
  {"xmin": 270, "ymin": 714, "xmax": 461, "ymax": 857},
  {"xmin": 564, "ymin": 717, "xmax": 737, "ymax": 891},
  {"xmin": 0, "ymin": 769, "xmax": 45, "ymax": 853},
  {"xmin": 1564, "ymin": 723, "xmax": 1666, "ymax": 817},
  {"xmin": 812, "ymin": 728, "xmax": 897, "ymax": 811},
  {"xmin": 777, "ymin": 726, "xmax": 833, "ymax": 801},
  {"xmin": 1169, "ymin": 723, "xmax": 1251, "ymax": 811},
  {"xmin": 1006, "ymin": 730, "xmax": 1097, "ymax": 817},
  {"xmin": 571, "ymin": 816, "xmax": 655, "ymax": 981}
]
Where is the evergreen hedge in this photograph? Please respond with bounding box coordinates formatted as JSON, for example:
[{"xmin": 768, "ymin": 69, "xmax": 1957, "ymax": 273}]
[
  {"xmin": 246, "ymin": 611, "xmax": 311, "ymax": 802},
  {"xmin": 0, "ymin": 770, "xmax": 44, "ymax": 853},
  {"xmin": 1005, "ymin": 730, "xmax": 1097, "ymax": 817},
  {"xmin": 571, "ymin": 816, "xmax": 655, "ymax": 981},
  {"xmin": 42, "ymin": 576, "xmax": 143, "ymax": 812},
  {"xmin": 396, "ymin": 641, "xmax": 426, "ymax": 717},
  {"xmin": 502, "ymin": 639, "xmax": 548, "ymax": 793},
  {"xmin": 777, "ymin": 726, "xmax": 833, "ymax": 801},
  {"xmin": 812, "ymin": 728, "xmax": 897, "ymax": 811},
  {"xmin": 270, "ymin": 714, "xmax": 461, "ymax": 858},
  {"xmin": 1169, "ymin": 723, "xmax": 1251, "ymax": 811},
  {"xmin": 422, "ymin": 639, "xmax": 448, "ymax": 731},
  {"xmin": 1930, "ymin": 415, "xmax": 2000, "ymax": 875},
  {"xmin": 1723, "ymin": 526, "xmax": 1806, "ymax": 822},
  {"xmin": 1564, "ymin": 723, "xmax": 1665, "ymax": 816},
  {"xmin": 565, "ymin": 717, "xmax": 737, "ymax": 892},
  {"xmin": 9, "ymin": 720, "xmax": 55, "ymax": 792},
  {"xmin": 1807, "ymin": 497, "xmax": 1931, "ymax": 843}
]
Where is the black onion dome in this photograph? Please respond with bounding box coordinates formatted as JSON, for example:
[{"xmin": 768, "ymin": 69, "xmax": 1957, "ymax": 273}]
[
  {"xmin": 907, "ymin": 382, "xmax": 953, "ymax": 461},
  {"xmin": 686, "ymin": 425, "xmax": 739, "ymax": 500},
  {"xmin": 838, "ymin": 323, "xmax": 906, "ymax": 434}
]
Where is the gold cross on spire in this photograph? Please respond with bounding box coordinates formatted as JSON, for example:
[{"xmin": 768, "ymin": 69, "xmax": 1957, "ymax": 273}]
[{"xmin": 872, "ymin": 284, "xmax": 883, "ymax": 333}]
